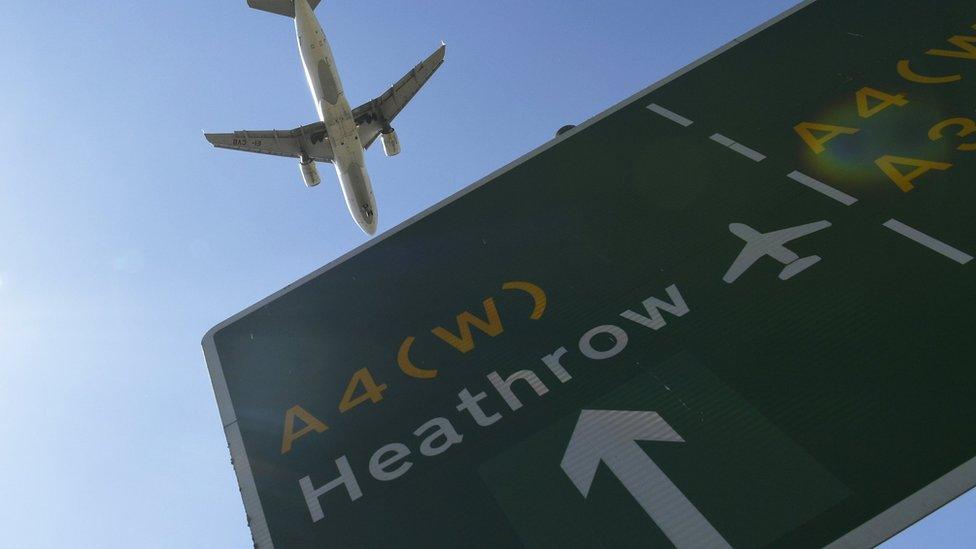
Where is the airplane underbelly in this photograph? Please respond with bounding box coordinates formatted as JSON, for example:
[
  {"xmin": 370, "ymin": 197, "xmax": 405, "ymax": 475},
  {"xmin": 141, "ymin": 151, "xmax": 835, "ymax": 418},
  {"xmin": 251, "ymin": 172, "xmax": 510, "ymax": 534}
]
[
  {"xmin": 316, "ymin": 59, "xmax": 340, "ymax": 105},
  {"xmin": 296, "ymin": 11, "xmax": 343, "ymax": 117}
]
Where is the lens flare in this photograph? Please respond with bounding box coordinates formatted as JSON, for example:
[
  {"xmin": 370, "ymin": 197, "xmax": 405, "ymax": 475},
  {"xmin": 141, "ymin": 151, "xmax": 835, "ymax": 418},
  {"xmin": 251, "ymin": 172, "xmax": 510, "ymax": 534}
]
[{"xmin": 797, "ymin": 98, "xmax": 955, "ymax": 198}]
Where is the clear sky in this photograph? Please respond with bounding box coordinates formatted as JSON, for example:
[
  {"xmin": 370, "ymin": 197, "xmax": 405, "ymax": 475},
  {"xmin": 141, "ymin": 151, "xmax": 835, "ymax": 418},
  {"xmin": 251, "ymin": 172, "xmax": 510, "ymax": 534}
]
[{"xmin": 0, "ymin": 1, "xmax": 972, "ymax": 547}]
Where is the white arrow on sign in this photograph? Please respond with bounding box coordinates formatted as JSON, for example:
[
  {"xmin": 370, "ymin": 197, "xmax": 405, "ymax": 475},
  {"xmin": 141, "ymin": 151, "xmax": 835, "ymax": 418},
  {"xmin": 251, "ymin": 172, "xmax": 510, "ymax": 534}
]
[{"xmin": 561, "ymin": 410, "xmax": 732, "ymax": 549}]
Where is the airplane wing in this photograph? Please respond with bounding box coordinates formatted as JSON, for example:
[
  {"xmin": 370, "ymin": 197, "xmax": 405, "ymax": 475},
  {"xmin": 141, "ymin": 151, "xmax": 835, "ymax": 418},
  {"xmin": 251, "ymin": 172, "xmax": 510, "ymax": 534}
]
[
  {"xmin": 354, "ymin": 43, "xmax": 446, "ymax": 149},
  {"xmin": 764, "ymin": 220, "xmax": 832, "ymax": 243},
  {"xmin": 204, "ymin": 121, "xmax": 334, "ymax": 162},
  {"xmin": 722, "ymin": 244, "xmax": 762, "ymax": 284}
]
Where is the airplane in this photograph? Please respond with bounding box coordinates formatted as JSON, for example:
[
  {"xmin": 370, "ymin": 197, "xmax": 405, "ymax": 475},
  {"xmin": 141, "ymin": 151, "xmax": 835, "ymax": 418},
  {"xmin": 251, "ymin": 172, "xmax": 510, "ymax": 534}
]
[
  {"xmin": 204, "ymin": 0, "xmax": 446, "ymax": 235},
  {"xmin": 722, "ymin": 221, "xmax": 831, "ymax": 283}
]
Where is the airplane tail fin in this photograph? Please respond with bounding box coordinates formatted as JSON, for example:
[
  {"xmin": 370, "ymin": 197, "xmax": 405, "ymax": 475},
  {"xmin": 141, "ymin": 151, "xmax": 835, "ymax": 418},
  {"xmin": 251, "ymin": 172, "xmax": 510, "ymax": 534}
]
[
  {"xmin": 247, "ymin": 0, "xmax": 322, "ymax": 17},
  {"xmin": 779, "ymin": 255, "xmax": 821, "ymax": 280}
]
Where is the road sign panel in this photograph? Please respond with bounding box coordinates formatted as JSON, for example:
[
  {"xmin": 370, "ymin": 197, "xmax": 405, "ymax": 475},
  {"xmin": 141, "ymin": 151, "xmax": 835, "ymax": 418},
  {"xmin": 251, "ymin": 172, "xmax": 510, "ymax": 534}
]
[{"xmin": 204, "ymin": 0, "xmax": 976, "ymax": 546}]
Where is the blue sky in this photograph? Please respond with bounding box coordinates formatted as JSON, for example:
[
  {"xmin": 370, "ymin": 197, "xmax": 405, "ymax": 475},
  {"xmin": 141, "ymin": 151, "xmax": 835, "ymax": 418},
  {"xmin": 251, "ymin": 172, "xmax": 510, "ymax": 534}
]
[{"xmin": 0, "ymin": 1, "xmax": 972, "ymax": 547}]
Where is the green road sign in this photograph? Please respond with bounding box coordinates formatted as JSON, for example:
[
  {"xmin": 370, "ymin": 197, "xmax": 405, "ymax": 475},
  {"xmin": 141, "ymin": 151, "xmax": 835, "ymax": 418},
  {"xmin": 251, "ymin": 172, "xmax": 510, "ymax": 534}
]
[{"xmin": 203, "ymin": 0, "xmax": 976, "ymax": 546}]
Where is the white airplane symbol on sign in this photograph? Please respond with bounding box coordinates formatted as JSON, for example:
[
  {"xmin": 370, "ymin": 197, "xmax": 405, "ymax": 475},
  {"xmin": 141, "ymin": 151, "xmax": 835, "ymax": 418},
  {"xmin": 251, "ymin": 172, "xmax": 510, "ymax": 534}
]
[{"xmin": 723, "ymin": 221, "xmax": 831, "ymax": 283}]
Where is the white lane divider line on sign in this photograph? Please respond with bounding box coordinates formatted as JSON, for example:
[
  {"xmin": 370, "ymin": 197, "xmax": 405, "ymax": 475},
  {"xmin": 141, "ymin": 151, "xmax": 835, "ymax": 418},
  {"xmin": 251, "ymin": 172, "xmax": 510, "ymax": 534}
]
[
  {"xmin": 646, "ymin": 103, "xmax": 694, "ymax": 127},
  {"xmin": 883, "ymin": 219, "xmax": 973, "ymax": 265},
  {"xmin": 710, "ymin": 133, "xmax": 766, "ymax": 162},
  {"xmin": 787, "ymin": 170, "xmax": 858, "ymax": 206}
]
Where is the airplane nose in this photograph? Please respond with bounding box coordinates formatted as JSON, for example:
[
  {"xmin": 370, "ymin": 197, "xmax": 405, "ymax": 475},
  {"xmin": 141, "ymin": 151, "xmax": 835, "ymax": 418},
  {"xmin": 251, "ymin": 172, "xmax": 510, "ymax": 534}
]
[
  {"xmin": 339, "ymin": 162, "xmax": 378, "ymax": 236},
  {"xmin": 358, "ymin": 204, "xmax": 377, "ymax": 235}
]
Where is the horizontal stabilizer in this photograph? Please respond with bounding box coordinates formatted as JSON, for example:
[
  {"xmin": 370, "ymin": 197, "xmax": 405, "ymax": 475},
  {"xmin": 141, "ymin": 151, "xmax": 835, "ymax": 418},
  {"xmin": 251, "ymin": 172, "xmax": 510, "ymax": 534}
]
[{"xmin": 247, "ymin": 0, "xmax": 322, "ymax": 17}]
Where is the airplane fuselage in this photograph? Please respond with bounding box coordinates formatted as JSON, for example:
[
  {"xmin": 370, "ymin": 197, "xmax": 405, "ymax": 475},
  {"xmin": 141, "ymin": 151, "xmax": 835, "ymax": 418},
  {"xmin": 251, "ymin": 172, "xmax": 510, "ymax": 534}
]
[{"xmin": 294, "ymin": 0, "xmax": 377, "ymax": 234}]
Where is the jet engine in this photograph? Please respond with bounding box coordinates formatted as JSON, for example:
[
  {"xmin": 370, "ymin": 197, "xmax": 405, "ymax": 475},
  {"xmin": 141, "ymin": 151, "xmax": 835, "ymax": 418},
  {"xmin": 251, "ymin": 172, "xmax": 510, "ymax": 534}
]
[
  {"xmin": 380, "ymin": 127, "xmax": 401, "ymax": 157},
  {"xmin": 299, "ymin": 156, "xmax": 321, "ymax": 187}
]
